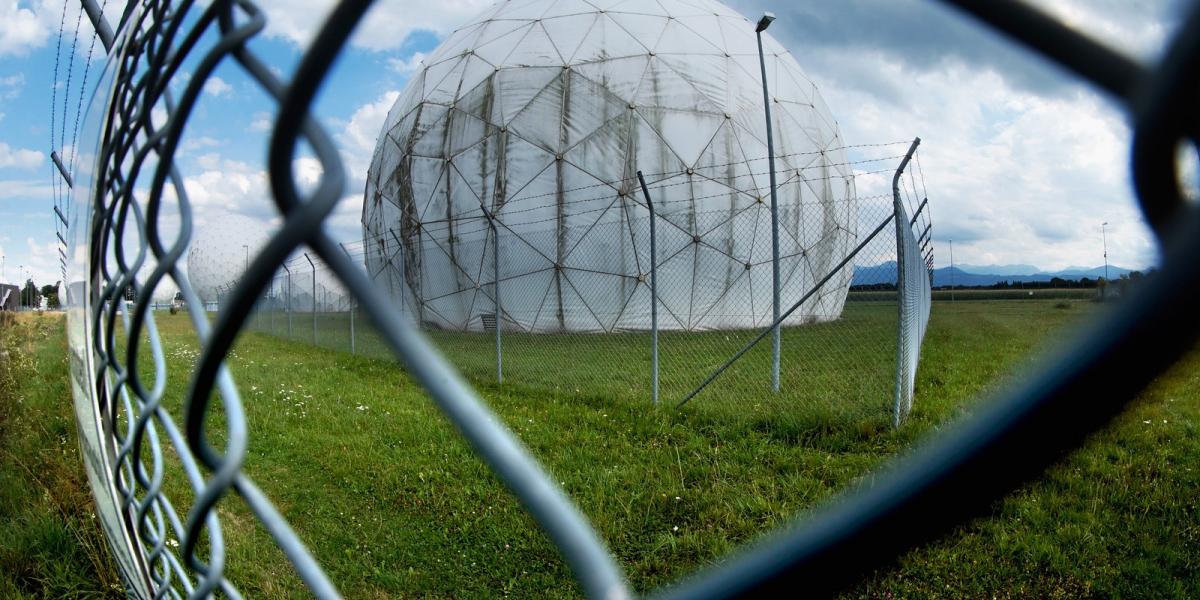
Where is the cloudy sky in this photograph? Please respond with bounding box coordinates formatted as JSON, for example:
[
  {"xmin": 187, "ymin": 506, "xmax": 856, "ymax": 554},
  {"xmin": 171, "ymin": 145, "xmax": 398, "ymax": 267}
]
[{"xmin": 0, "ymin": 0, "xmax": 1190, "ymax": 290}]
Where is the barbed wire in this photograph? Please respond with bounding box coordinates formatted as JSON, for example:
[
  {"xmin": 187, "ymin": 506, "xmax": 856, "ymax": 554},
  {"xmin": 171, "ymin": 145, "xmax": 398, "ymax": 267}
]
[
  {"xmin": 48, "ymin": 0, "xmax": 71, "ymax": 281},
  {"xmin": 70, "ymin": 0, "xmax": 108, "ymax": 169},
  {"xmin": 61, "ymin": 2, "xmax": 84, "ymax": 155}
]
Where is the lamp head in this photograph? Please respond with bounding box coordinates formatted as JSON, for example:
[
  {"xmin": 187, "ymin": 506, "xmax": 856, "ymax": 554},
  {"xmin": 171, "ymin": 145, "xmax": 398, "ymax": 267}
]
[{"xmin": 756, "ymin": 12, "xmax": 776, "ymax": 33}]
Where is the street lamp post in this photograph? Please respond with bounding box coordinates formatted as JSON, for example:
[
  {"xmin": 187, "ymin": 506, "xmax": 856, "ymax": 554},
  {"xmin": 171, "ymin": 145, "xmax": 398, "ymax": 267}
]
[
  {"xmin": 18, "ymin": 265, "xmax": 27, "ymax": 308},
  {"xmin": 949, "ymin": 239, "xmax": 955, "ymax": 303},
  {"xmin": 756, "ymin": 12, "xmax": 781, "ymax": 393}
]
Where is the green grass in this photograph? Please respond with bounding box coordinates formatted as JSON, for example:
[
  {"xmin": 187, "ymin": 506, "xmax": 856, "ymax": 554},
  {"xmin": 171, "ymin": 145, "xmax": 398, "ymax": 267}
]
[
  {"xmin": 851, "ymin": 340, "xmax": 1200, "ymax": 599},
  {"xmin": 4, "ymin": 299, "xmax": 1199, "ymax": 597},
  {"xmin": 251, "ymin": 302, "xmax": 910, "ymax": 423},
  {"xmin": 0, "ymin": 313, "xmax": 122, "ymax": 598}
]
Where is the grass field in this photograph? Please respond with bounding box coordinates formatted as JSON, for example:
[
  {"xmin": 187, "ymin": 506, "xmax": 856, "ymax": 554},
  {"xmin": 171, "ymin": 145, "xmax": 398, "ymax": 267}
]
[
  {"xmin": 250, "ymin": 301, "xmax": 906, "ymax": 420},
  {"xmin": 3, "ymin": 299, "xmax": 1199, "ymax": 598},
  {"xmin": 0, "ymin": 313, "xmax": 121, "ymax": 598}
]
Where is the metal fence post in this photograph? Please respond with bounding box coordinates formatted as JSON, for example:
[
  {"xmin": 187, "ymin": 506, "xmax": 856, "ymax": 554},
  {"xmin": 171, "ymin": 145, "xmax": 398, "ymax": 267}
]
[
  {"xmin": 892, "ymin": 137, "xmax": 922, "ymax": 428},
  {"xmin": 79, "ymin": 0, "xmax": 114, "ymax": 51},
  {"xmin": 269, "ymin": 276, "xmax": 275, "ymax": 333},
  {"xmin": 637, "ymin": 171, "xmax": 659, "ymax": 407},
  {"xmin": 480, "ymin": 207, "xmax": 502, "ymax": 383},
  {"xmin": 304, "ymin": 253, "xmax": 317, "ymax": 345},
  {"xmin": 340, "ymin": 243, "xmax": 356, "ymax": 354},
  {"xmin": 283, "ymin": 263, "xmax": 293, "ymax": 339}
]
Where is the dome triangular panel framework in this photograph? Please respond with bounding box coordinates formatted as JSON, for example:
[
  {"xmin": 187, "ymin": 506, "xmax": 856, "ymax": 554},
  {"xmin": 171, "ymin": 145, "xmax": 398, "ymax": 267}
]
[{"xmin": 365, "ymin": 0, "xmax": 859, "ymax": 333}]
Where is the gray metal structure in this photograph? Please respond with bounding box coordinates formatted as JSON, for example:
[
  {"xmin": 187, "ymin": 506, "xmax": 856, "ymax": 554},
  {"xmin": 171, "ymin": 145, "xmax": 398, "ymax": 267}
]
[
  {"xmin": 362, "ymin": 0, "xmax": 859, "ymax": 337},
  {"xmin": 891, "ymin": 138, "xmax": 931, "ymax": 425},
  {"xmin": 636, "ymin": 171, "xmax": 660, "ymax": 406},
  {"xmin": 755, "ymin": 12, "xmax": 782, "ymax": 394}
]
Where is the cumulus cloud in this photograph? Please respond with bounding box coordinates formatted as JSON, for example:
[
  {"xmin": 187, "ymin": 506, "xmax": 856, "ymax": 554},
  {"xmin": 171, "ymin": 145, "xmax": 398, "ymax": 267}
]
[
  {"xmin": 249, "ymin": 111, "xmax": 273, "ymax": 132},
  {"xmin": 388, "ymin": 52, "xmax": 427, "ymax": 75},
  {"xmin": 0, "ymin": 142, "xmax": 44, "ymax": 170},
  {"xmin": 13, "ymin": 0, "xmax": 1161, "ymax": 273},
  {"xmin": 828, "ymin": 57, "xmax": 1150, "ymax": 270},
  {"xmin": 1037, "ymin": 0, "xmax": 1177, "ymax": 59},
  {"xmin": 723, "ymin": 0, "xmax": 1168, "ymax": 270},
  {"xmin": 0, "ymin": 178, "xmax": 51, "ymax": 200},
  {"xmin": 728, "ymin": 0, "xmax": 1184, "ymax": 99},
  {"xmin": 0, "ymin": 0, "xmax": 122, "ymax": 57},
  {"xmin": 163, "ymin": 90, "xmax": 396, "ymax": 250},
  {"xmin": 256, "ymin": 0, "xmax": 494, "ymax": 50},
  {"xmin": 203, "ymin": 76, "xmax": 233, "ymax": 97},
  {"xmin": 293, "ymin": 155, "xmax": 325, "ymax": 196},
  {"xmin": 325, "ymin": 193, "xmax": 365, "ymax": 245},
  {"xmin": 0, "ymin": 73, "xmax": 23, "ymax": 99},
  {"xmin": 21, "ymin": 236, "xmax": 62, "ymax": 287},
  {"xmin": 331, "ymin": 90, "xmax": 400, "ymax": 192},
  {"xmin": 0, "ymin": 0, "xmax": 47, "ymax": 56},
  {"xmin": 181, "ymin": 156, "xmax": 271, "ymax": 217},
  {"xmin": 179, "ymin": 135, "xmax": 222, "ymax": 156}
]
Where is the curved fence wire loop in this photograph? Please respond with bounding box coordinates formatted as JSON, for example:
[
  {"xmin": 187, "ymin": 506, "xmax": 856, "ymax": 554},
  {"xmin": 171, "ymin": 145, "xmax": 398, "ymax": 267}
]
[{"xmin": 63, "ymin": 0, "xmax": 1200, "ymax": 598}]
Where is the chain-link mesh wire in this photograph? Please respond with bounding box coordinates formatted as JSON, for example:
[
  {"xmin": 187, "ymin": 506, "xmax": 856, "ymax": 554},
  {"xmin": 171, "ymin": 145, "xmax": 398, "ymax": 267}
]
[
  {"xmin": 892, "ymin": 143, "xmax": 933, "ymax": 425},
  {"xmin": 60, "ymin": 0, "xmax": 1200, "ymax": 597},
  {"xmin": 245, "ymin": 253, "xmax": 366, "ymax": 355},
  {"xmin": 245, "ymin": 148, "xmax": 927, "ymax": 427},
  {"xmin": 664, "ymin": 188, "xmax": 906, "ymax": 412},
  {"xmin": 66, "ymin": 0, "xmax": 624, "ymax": 597}
]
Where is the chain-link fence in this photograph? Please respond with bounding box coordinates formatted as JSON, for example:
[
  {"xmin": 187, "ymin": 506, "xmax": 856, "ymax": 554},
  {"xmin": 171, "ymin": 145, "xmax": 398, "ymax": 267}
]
[
  {"xmin": 57, "ymin": 0, "xmax": 1200, "ymax": 598},
  {"xmin": 241, "ymin": 146, "xmax": 931, "ymax": 429}
]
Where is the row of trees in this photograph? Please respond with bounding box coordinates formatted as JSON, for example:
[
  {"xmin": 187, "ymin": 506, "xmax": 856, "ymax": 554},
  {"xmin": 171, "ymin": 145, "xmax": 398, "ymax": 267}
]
[
  {"xmin": 13, "ymin": 281, "xmax": 60, "ymax": 309},
  {"xmin": 943, "ymin": 270, "xmax": 1150, "ymax": 291},
  {"xmin": 852, "ymin": 270, "xmax": 1153, "ymax": 294}
]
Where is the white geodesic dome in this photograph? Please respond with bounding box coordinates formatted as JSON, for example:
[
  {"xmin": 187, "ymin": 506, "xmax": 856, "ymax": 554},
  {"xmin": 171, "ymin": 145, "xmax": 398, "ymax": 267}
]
[
  {"xmin": 364, "ymin": 0, "xmax": 857, "ymax": 333},
  {"xmin": 187, "ymin": 213, "xmax": 270, "ymax": 304}
]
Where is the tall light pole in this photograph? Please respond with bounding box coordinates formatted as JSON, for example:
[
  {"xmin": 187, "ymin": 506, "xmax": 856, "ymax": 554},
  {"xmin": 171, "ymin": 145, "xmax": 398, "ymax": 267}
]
[
  {"xmin": 18, "ymin": 265, "xmax": 28, "ymax": 308},
  {"xmin": 1101, "ymin": 221, "xmax": 1110, "ymax": 299},
  {"xmin": 243, "ymin": 244, "xmax": 249, "ymax": 273},
  {"xmin": 756, "ymin": 12, "xmax": 781, "ymax": 393},
  {"xmin": 949, "ymin": 239, "xmax": 955, "ymax": 302}
]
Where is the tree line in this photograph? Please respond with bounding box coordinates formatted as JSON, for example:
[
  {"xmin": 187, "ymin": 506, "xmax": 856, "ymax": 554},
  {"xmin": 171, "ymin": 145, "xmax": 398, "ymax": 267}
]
[
  {"xmin": 11, "ymin": 280, "xmax": 60, "ymax": 309},
  {"xmin": 851, "ymin": 270, "xmax": 1152, "ymax": 293}
]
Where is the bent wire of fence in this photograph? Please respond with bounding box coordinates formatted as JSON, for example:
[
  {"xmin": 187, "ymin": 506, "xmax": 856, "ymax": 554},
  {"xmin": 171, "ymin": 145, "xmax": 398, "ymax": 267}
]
[
  {"xmin": 891, "ymin": 138, "xmax": 932, "ymax": 426},
  {"xmin": 57, "ymin": 0, "xmax": 1200, "ymax": 598},
  {"xmin": 65, "ymin": 0, "xmax": 623, "ymax": 597}
]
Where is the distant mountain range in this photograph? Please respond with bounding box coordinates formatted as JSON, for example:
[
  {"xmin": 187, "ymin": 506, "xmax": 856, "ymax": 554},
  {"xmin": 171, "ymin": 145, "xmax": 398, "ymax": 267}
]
[{"xmin": 851, "ymin": 262, "xmax": 1135, "ymax": 287}]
